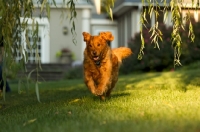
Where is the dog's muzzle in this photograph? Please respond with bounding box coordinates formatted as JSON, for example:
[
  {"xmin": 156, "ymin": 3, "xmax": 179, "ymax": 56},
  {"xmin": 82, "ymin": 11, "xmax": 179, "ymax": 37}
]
[{"xmin": 93, "ymin": 56, "xmax": 99, "ymax": 61}]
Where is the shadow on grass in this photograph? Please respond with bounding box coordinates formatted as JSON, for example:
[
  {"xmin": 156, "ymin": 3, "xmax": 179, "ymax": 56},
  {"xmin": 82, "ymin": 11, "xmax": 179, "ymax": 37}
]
[
  {"xmin": 175, "ymin": 69, "xmax": 200, "ymax": 92},
  {"xmin": 111, "ymin": 92, "xmax": 131, "ymax": 98},
  {"xmin": 2, "ymin": 78, "xmax": 133, "ymax": 111},
  {"xmin": 91, "ymin": 92, "xmax": 131, "ymax": 101},
  {"xmin": 0, "ymin": 83, "xmax": 90, "ymax": 112},
  {"xmin": 116, "ymin": 72, "xmax": 164, "ymax": 91}
]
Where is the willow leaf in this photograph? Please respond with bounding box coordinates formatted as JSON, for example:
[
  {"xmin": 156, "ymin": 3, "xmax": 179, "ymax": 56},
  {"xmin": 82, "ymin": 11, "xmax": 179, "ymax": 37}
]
[
  {"xmin": 109, "ymin": 7, "xmax": 113, "ymax": 21},
  {"xmin": 46, "ymin": 3, "xmax": 50, "ymax": 19},
  {"xmin": 52, "ymin": 0, "xmax": 57, "ymax": 7},
  {"xmin": 41, "ymin": 0, "xmax": 47, "ymax": 12},
  {"xmin": 35, "ymin": 82, "xmax": 40, "ymax": 102},
  {"xmin": 18, "ymin": 80, "xmax": 21, "ymax": 94}
]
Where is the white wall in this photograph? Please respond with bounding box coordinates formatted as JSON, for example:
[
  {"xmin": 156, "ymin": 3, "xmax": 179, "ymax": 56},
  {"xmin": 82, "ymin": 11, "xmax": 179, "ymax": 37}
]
[{"xmin": 91, "ymin": 19, "xmax": 118, "ymax": 48}]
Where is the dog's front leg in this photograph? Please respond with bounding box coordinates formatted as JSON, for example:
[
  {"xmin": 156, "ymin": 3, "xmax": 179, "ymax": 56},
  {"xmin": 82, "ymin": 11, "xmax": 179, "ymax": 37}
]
[
  {"xmin": 95, "ymin": 67, "xmax": 112, "ymax": 96},
  {"xmin": 84, "ymin": 71, "xmax": 96, "ymax": 94}
]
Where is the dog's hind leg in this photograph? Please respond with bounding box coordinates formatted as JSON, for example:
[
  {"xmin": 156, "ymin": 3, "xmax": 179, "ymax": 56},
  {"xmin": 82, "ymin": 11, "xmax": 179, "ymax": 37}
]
[
  {"xmin": 99, "ymin": 94, "xmax": 106, "ymax": 100},
  {"xmin": 105, "ymin": 89, "xmax": 113, "ymax": 98},
  {"xmin": 105, "ymin": 84, "xmax": 115, "ymax": 97}
]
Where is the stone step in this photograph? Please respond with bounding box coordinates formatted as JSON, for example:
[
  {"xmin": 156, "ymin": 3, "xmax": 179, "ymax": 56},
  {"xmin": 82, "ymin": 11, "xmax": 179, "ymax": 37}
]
[{"xmin": 19, "ymin": 63, "xmax": 72, "ymax": 81}]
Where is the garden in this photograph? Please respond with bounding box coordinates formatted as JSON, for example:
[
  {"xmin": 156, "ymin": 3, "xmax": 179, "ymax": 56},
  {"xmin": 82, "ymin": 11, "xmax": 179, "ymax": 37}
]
[
  {"xmin": 1, "ymin": 18, "xmax": 200, "ymax": 132},
  {"xmin": 1, "ymin": 1, "xmax": 200, "ymax": 132},
  {"xmin": 0, "ymin": 62, "xmax": 200, "ymax": 132}
]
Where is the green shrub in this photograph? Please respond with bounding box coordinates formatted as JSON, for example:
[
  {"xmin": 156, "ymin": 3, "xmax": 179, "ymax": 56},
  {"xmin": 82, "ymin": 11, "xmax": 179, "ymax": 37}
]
[
  {"xmin": 180, "ymin": 20, "xmax": 200, "ymax": 64},
  {"xmin": 120, "ymin": 21, "xmax": 200, "ymax": 74},
  {"xmin": 6, "ymin": 63, "xmax": 22, "ymax": 79},
  {"xmin": 64, "ymin": 66, "xmax": 83, "ymax": 79}
]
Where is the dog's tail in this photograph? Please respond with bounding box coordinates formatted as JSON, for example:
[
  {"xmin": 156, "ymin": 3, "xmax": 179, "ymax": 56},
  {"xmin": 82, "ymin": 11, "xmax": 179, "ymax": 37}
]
[{"xmin": 112, "ymin": 47, "xmax": 132, "ymax": 63}]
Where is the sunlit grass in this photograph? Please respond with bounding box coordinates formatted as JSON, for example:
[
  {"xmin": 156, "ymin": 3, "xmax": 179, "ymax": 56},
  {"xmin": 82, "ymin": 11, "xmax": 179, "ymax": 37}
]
[{"xmin": 0, "ymin": 69, "xmax": 200, "ymax": 132}]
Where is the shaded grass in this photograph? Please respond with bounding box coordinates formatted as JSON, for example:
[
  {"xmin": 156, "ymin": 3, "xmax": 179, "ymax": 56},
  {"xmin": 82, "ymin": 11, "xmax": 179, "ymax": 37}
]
[{"xmin": 1, "ymin": 69, "xmax": 200, "ymax": 132}]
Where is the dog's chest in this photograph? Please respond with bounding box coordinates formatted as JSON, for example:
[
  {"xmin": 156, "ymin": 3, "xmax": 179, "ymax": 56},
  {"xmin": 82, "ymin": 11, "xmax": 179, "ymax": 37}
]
[
  {"xmin": 90, "ymin": 68, "xmax": 101, "ymax": 81},
  {"xmin": 89, "ymin": 65, "xmax": 107, "ymax": 81}
]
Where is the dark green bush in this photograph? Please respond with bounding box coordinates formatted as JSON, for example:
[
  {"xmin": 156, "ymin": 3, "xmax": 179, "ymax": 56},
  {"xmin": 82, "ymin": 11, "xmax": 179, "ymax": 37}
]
[
  {"xmin": 120, "ymin": 21, "xmax": 200, "ymax": 74},
  {"xmin": 64, "ymin": 66, "xmax": 83, "ymax": 79},
  {"xmin": 180, "ymin": 20, "xmax": 200, "ymax": 65}
]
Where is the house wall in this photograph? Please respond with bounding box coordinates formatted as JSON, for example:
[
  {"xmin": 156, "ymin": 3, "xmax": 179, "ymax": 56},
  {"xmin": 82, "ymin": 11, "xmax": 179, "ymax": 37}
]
[
  {"xmin": 117, "ymin": 9, "xmax": 137, "ymax": 47},
  {"xmin": 131, "ymin": 8, "xmax": 141, "ymax": 37},
  {"xmin": 31, "ymin": 5, "xmax": 92, "ymax": 63},
  {"xmin": 49, "ymin": 8, "xmax": 83, "ymax": 63},
  {"xmin": 117, "ymin": 7, "xmax": 174, "ymax": 47},
  {"xmin": 91, "ymin": 19, "xmax": 118, "ymax": 48}
]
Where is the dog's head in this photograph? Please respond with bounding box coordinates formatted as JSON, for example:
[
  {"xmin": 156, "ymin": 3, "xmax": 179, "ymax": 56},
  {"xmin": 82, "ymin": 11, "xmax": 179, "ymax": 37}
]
[{"xmin": 82, "ymin": 32, "xmax": 114, "ymax": 62}]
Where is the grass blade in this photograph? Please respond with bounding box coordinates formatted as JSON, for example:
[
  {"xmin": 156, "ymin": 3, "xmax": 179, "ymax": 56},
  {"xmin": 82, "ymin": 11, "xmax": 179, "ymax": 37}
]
[
  {"xmin": 35, "ymin": 82, "xmax": 40, "ymax": 102},
  {"xmin": 18, "ymin": 80, "xmax": 21, "ymax": 94}
]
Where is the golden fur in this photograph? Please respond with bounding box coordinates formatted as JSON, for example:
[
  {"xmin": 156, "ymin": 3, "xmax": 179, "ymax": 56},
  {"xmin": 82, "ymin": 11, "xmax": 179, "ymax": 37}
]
[{"xmin": 82, "ymin": 31, "xmax": 132, "ymax": 100}]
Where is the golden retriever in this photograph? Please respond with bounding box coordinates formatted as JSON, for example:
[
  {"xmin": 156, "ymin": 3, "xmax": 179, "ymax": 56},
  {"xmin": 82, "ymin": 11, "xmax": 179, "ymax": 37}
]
[{"xmin": 82, "ymin": 31, "xmax": 132, "ymax": 100}]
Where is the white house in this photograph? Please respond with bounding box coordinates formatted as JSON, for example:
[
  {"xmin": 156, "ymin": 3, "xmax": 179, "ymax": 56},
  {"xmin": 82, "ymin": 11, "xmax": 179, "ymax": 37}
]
[
  {"xmin": 23, "ymin": 0, "xmax": 200, "ymax": 64},
  {"xmin": 21, "ymin": 0, "xmax": 117, "ymax": 64}
]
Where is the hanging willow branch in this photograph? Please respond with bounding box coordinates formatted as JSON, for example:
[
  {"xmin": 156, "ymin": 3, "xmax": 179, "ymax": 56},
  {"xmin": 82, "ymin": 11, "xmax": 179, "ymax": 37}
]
[
  {"xmin": 101, "ymin": 0, "xmax": 115, "ymax": 20},
  {"xmin": 66, "ymin": 0, "xmax": 77, "ymax": 44},
  {"xmin": 0, "ymin": 0, "xmax": 37, "ymax": 100},
  {"xmin": 138, "ymin": 0, "xmax": 199, "ymax": 67}
]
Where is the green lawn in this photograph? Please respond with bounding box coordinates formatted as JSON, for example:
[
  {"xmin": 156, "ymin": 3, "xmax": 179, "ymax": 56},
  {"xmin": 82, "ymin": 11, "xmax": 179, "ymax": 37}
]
[{"xmin": 1, "ymin": 68, "xmax": 200, "ymax": 132}]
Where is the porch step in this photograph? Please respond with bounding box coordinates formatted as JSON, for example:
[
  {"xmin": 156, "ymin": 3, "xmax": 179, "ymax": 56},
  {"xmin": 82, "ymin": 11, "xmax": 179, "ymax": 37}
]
[{"xmin": 19, "ymin": 63, "xmax": 72, "ymax": 81}]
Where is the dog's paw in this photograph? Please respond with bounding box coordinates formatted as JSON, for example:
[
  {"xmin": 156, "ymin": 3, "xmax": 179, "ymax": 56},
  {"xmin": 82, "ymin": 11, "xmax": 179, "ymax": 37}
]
[
  {"xmin": 95, "ymin": 89, "xmax": 104, "ymax": 96},
  {"xmin": 100, "ymin": 95, "xmax": 106, "ymax": 101},
  {"xmin": 90, "ymin": 89, "xmax": 96, "ymax": 95}
]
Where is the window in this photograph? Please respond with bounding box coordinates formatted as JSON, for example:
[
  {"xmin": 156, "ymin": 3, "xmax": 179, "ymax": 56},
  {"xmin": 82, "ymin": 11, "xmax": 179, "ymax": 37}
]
[
  {"xmin": 15, "ymin": 28, "xmax": 42, "ymax": 63},
  {"xmin": 26, "ymin": 29, "xmax": 42, "ymax": 63},
  {"xmin": 16, "ymin": 18, "xmax": 50, "ymax": 63}
]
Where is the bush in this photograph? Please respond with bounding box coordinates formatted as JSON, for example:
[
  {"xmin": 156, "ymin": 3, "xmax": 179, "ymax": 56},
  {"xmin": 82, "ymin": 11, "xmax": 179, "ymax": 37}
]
[
  {"xmin": 64, "ymin": 66, "xmax": 83, "ymax": 79},
  {"xmin": 120, "ymin": 21, "xmax": 200, "ymax": 74},
  {"xmin": 180, "ymin": 20, "xmax": 200, "ymax": 64}
]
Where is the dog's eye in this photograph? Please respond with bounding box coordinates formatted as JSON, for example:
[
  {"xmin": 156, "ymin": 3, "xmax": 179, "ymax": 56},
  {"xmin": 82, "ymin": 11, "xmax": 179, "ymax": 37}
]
[
  {"xmin": 89, "ymin": 44, "xmax": 92, "ymax": 47},
  {"xmin": 97, "ymin": 44, "xmax": 100, "ymax": 47}
]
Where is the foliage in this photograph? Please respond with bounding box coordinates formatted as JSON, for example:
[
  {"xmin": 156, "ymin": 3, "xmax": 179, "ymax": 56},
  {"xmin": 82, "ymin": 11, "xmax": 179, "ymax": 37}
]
[
  {"xmin": 120, "ymin": 23, "xmax": 174, "ymax": 74},
  {"xmin": 1, "ymin": 69, "xmax": 200, "ymax": 132},
  {"xmin": 0, "ymin": 0, "xmax": 77, "ymax": 101},
  {"xmin": 178, "ymin": 61, "xmax": 200, "ymax": 71},
  {"xmin": 56, "ymin": 48, "xmax": 72, "ymax": 58},
  {"xmin": 64, "ymin": 66, "xmax": 83, "ymax": 79},
  {"xmin": 100, "ymin": 0, "xmax": 115, "ymax": 20},
  {"xmin": 139, "ymin": 0, "xmax": 199, "ymax": 66},
  {"xmin": 120, "ymin": 21, "xmax": 200, "ymax": 74},
  {"xmin": 180, "ymin": 20, "xmax": 200, "ymax": 64},
  {"xmin": 6, "ymin": 63, "xmax": 22, "ymax": 79},
  {"xmin": 0, "ymin": 0, "xmax": 37, "ymax": 100}
]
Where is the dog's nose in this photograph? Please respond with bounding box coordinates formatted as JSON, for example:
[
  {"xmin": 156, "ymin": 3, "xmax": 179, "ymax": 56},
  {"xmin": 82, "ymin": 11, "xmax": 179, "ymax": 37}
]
[{"xmin": 93, "ymin": 51, "xmax": 97, "ymax": 55}]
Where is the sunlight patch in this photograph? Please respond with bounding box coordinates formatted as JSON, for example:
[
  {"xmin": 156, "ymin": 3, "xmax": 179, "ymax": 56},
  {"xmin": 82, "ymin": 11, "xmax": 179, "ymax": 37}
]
[
  {"xmin": 126, "ymin": 84, "xmax": 135, "ymax": 89},
  {"xmin": 163, "ymin": 102, "xmax": 174, "ymax": 109},
  {"xmin": 23, "ymin": 118, "xmax": 37, "ymax": 126},
  {"xmin": 69, "ymin": 99, "xmax": 81, "ymax": 104}
]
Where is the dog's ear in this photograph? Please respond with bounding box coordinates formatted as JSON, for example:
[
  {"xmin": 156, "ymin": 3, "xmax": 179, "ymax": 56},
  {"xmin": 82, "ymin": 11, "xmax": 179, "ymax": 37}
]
[
  {"xmin": 82, "ymin": 32, "xmax": 91, "ymax": 42},
  {"xmin": 100, "ymin": 32, "xmax": 114, "ymax": 41}
]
